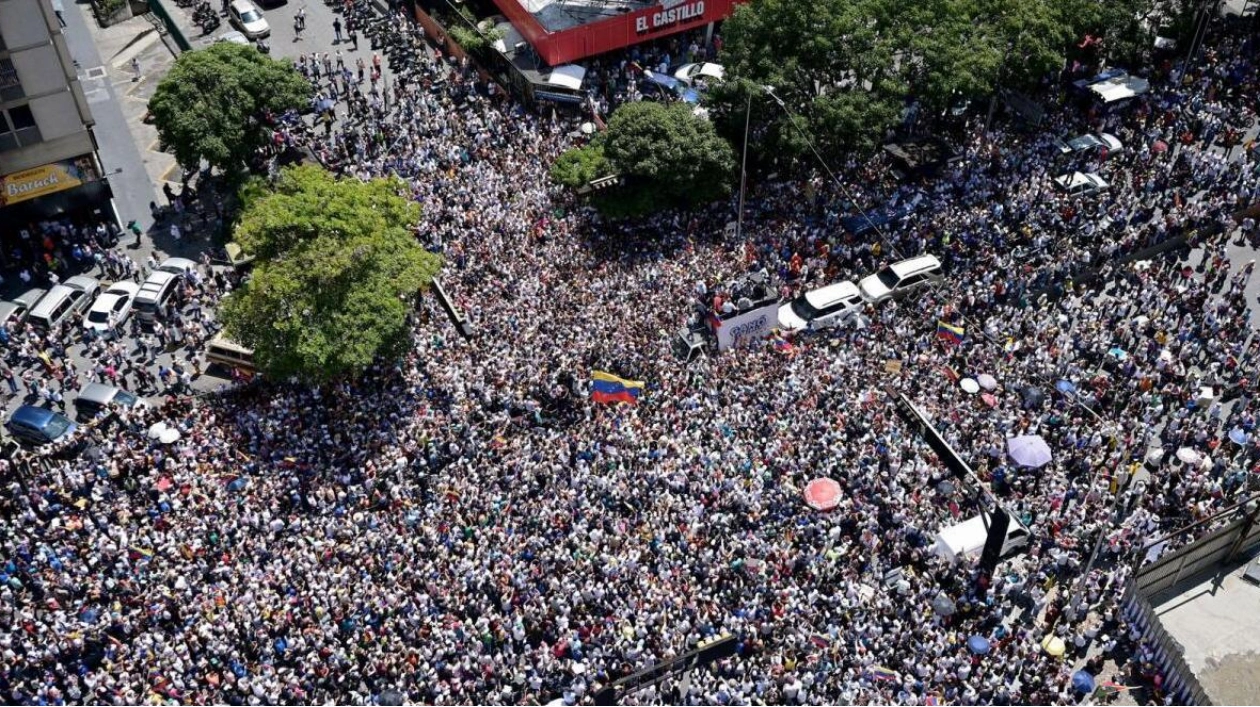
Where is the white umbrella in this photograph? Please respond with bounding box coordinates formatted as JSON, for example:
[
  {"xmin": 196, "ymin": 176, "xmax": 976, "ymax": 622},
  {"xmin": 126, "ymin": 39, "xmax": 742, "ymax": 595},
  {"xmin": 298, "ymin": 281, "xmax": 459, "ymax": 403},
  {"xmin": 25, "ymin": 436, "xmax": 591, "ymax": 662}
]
[
  {"xmin": 976, "ymin": 374, "xmax": 998, "ymax": 390},
  {"xmin": 1175, "ymin": 447, "xmax": 1201, "ymax": 464},
  {"xmin": 158, "ymin": 427, "xmax": 181, "ymax": 445},
  {"xmin": 960, "ymin": 378, "xmax": 980, "ymax": 394},
  {"xmin": 579, "ymin": 122, "xmax": 596, "ymax": 135},
  {"xmin": 147, "ymin": 422, "xmax": 168, "ymax": 440}
]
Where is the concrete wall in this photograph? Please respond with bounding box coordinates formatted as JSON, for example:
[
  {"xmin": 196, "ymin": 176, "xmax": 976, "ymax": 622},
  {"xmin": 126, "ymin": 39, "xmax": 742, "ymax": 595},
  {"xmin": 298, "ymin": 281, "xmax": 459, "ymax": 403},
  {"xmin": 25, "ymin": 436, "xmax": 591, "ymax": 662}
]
[{"xmin": 0, "ymin": 0, "xmax": 97, "ymax": 174}]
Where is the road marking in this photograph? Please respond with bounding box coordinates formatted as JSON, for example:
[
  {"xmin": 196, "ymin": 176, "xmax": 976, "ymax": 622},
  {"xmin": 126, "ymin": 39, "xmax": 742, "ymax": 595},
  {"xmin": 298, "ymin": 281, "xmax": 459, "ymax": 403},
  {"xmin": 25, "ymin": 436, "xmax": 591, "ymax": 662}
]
[{"xmin": 84, "ymin": 87, "xmax": 112, "ymax": 104}]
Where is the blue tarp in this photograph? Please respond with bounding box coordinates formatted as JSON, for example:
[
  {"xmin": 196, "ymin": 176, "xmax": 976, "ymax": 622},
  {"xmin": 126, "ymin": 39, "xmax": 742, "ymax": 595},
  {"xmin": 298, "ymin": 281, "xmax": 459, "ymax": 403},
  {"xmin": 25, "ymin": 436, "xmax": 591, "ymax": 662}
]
[{"xmin": 839, "ymin": 203, "xmax": 915, "ymax": 237}]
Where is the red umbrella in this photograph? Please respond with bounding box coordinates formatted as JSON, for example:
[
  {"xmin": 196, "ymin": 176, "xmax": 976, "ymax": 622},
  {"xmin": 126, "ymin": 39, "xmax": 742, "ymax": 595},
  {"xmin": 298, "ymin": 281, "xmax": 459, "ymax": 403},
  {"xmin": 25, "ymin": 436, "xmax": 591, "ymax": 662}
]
[
  {"xmin": 804, "ymin": 478, "xmax": 843, "ymax": 511},
  {"xmin": 1152, "ymin": 140, "xmax": 1169, "ymax": 154}
]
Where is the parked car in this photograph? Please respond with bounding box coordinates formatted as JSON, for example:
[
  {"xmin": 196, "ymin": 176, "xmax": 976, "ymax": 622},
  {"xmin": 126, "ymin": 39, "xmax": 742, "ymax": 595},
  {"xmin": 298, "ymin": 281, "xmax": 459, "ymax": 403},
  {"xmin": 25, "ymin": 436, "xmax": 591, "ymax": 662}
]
[
  {"xmin": 0, "ymin": 287, "xmax": 45, "ymax": 330},
  {"xmin": 83, "ymin": 282, "xmax": 140, "ymax": 336},
  {"xmin": 1055, "ymin": 132, "xmax": 1123, "ymax": 156},
  {"xmin": 229, "ymin": 0, "xmax": 270, "ymax": 39},
  {"xmin": 673, "ymin": 62, "xmax": 725, "ymax": 86},
  {"xmin": 216, "ymin": 30, "xmax": 251, "ymax": 45},
  {"xmin": 1053, "ymin": 171, "xmax": 1109, "ymax": 196},
  {"xmin": 157, "ymin": 257, "xmax": 199, "ymax": 279},
  {"xmin": 26, "ymin": 276, "xmax": 99, "ymax": 330},
  {"xmin": 75, "ymin": 382, "xmax": 144, "ymax": 422},
  {"xmin": 858, "ymin": 254, "xmax": 943, "ymax": 303},
  {"xmin": 639, "ymin": 70, "xmax": 700, "ymax": 104},
  {"xmin": 6, "ymin": 405, "xmax": 77, "ymax": 446},
  {"xmin": 134, "ymin": 271, "xmax": 181, "ymax": 324},
  {"xmin": 778, "ymin": 281, "xmax": 865, "ymax": 333}
]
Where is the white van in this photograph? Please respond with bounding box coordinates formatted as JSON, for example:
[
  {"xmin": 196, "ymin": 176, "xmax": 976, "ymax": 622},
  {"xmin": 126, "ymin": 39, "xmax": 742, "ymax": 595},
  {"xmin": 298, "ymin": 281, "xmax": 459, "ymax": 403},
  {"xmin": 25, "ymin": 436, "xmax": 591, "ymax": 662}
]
[
  {"xmin": 933, "ymin": 510, "xmax": 1032, "ymax": 564},
  {"xmin": 858, "ymin": 254, "xmax": 942, "ymax": 303},
  {"xmin": 133, "ymin": 270, "xmax": 181, "ymax": 324}
]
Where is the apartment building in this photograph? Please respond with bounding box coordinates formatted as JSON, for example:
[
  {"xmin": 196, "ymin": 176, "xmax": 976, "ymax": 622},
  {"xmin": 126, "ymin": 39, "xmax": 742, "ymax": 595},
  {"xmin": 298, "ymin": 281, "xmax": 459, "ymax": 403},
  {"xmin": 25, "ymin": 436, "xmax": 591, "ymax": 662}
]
[{"xmin": 0, "ymin": 0, "xmax": 107, "ymax": 227}]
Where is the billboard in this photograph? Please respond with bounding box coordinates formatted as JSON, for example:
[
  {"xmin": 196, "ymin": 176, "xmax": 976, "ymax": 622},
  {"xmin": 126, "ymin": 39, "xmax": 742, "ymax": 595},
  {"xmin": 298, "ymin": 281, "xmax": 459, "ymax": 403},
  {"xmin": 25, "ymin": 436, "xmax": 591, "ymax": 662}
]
[{"xmin": 0, "ymin": 155, "xmax": 100, "ymax": 208}]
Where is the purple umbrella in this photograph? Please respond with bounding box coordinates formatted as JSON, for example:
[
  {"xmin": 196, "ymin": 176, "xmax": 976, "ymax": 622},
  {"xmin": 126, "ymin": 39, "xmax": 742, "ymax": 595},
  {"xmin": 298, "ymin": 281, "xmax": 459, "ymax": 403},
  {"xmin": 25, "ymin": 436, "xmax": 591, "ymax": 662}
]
[{"xmin": 1007, "ymin": 435, "xmax": 1053, "ymax": 469}]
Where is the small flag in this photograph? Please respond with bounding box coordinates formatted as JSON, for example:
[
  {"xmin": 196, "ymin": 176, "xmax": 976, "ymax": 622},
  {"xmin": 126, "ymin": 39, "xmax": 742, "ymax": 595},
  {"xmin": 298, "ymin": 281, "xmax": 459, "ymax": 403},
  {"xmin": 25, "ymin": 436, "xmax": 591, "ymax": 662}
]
[
  {"xmin": 591, "ymin": 370, "xmax": 645, "ymax": 405},
  {"xmin": 771, "ymin": 334, "xmax": 795, "ymax": 355},
  {"xmin": 866, "ymin": 666, "xmax": 898, "ymax": 682},
  {"xmin": 936, "ymin": 320, "xmax": 965, "ymax": 346}
]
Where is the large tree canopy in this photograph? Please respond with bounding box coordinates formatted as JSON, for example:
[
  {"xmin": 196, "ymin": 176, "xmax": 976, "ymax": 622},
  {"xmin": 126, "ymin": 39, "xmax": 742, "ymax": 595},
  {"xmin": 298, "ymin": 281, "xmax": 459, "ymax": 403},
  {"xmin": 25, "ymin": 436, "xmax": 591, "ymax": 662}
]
[
  {"xmin": 221, "ymin": 166, "xmax": 442, "ymax": 382},
  {"xmin": 552, "ymin": 101, "xmax": 736, "ymax": 219},
  {"xmin": 148, "ymin": 42, "xmax": 311, "ymax": 175},
  {"xmin": 715, "ymin": 0, "xmax": 1161, "ymax": 164}
]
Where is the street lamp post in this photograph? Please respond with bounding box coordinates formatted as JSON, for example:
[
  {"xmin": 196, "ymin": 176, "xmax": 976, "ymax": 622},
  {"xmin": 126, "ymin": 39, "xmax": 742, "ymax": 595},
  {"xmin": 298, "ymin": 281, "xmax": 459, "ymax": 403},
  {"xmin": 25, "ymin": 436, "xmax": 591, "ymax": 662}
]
[{"xmin": 734, "ymin": 87, "xmax": 752, "ymax": 241}]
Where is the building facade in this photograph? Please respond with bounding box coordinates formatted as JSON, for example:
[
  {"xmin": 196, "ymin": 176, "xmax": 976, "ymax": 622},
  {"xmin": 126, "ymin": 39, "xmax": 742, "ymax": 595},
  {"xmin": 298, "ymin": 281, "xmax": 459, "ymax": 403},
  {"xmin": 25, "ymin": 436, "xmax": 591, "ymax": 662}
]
[{"xmin": 0, "ymin": 0, "xmax": 106, "ymax": 229}]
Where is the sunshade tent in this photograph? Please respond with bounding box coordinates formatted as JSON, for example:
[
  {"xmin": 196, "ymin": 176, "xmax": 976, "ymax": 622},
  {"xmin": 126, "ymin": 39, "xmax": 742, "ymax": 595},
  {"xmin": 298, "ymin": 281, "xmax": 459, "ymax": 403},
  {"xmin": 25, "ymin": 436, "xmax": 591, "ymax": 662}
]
[{"xmin": 1008, "ymin": 435, "xmax": 1053, "ymax": 468}]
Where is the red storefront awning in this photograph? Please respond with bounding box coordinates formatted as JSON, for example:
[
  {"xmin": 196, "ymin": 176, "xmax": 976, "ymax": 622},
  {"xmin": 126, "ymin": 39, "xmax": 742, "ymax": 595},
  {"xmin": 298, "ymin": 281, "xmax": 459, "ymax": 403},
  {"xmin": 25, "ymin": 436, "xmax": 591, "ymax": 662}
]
[{"xmin": 490, "ymin": 0, "xmax": 744, "ymax": 66}]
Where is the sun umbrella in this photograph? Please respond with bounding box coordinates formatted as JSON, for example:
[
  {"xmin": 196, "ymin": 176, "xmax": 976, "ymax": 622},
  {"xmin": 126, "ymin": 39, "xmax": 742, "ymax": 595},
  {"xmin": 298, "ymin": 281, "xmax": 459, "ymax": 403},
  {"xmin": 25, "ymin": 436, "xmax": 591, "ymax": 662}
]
[
  {"xmin": 1041, "ymin": 635, "xmax": 1066, "ymax": 657},
  {"xmin": 1175, "ymin": 447, "xmax": 1202, "ymax": 464},
  {"xmin": 1021, "ymin": 387, "xmax": 1045, "ymax": 408},
  {"xmin": 1072, "ymin": 670, "xmax": 1096, "ymax": 694},
  {"xmin": 976, "ymin": 374, "xmax": 998, "ymax": 390},
  {"xmin": 804, "ymin": 478, "xmax": 843, "ymax": 511},
  {"xmin": 158, "ymin": 427, "xmax": 181, "ymax": 444},
  {"xmin": 960, "ymin": 378, "xmax": 980, "ymax": 394},
  {"xmin": 931, "ymin": 593, "xmax": 957, "ymax": 617},
  {"xmin": 981, "ymin": 393, "xmax": 998, "ymax": 408},
  {"xmin": 1056, "ymin": 379, "xmax": 1076, "ymax": 394},
  {"xmin": 1008, "ymin": 435, "xmax": 1053, "ymax": 469},
  {"xmin": 1134, "ymin": 315, "xmax": 1150, "ymax": 326},
  {"xmin": 147, "ymin": 422, "xmax": 168, "ymax": 440},
  {"xmin": 1152, "ymin": 139, "xmax": 1169, "ymax": 153},
  {"xmin": 1107, "ymin": 347, "xmax": 1129, "ymax": 360},
  {"xmin": 967, "ymin": 635, "xmax": 991, "ymax": 655},
  {"xmin": 314, "ymin": 97, "xmax": 336, "ymax": 113},
  {"xmin": 1229, "ymin": 428, "xmax": 1250, "ymax": 446}
]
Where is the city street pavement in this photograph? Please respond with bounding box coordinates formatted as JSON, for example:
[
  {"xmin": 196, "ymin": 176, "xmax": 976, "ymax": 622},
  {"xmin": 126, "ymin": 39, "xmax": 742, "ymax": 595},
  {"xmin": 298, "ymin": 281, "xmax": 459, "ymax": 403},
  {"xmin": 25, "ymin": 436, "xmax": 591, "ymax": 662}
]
[
  {"xmin": 0, "ymin": 9, "xmax": 239, "ymax": 425},
  {"xmin": 61, "ymin": 2, "xmax": 161, "ymax": 237}
]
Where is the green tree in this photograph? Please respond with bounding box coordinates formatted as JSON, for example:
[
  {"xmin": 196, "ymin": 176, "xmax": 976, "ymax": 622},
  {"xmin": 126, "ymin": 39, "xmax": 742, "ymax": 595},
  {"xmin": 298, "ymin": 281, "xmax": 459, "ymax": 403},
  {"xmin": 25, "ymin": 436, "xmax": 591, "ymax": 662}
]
[
  {"xmin": 220, "ymin": 166, "xmax": 442, "ymax": 382},
  {"xmin": 148, "ymin": 42, "xmax": 311, "ymax": 177},
  {"xmin": 549, "ymin": 142, "xmax": 610, "ymax": 189},
  {"xmin": 715, "ymin": 0, "xmax": 905, "ymax": 165},
  {"xmin": 603, "ymin": 101, "xmax": 736, "ymax": 214},
  {"xmin": 551, "ymin": 102, "xmax": 736, "ymax": 219}
]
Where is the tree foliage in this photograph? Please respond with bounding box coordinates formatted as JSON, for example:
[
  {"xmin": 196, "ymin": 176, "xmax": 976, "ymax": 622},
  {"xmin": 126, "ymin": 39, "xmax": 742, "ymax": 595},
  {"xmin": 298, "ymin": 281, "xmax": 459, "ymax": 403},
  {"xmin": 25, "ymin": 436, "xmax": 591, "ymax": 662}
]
[
  {"xmin": 715, "ymin": 0, "xmax": 1162, "ymax": 163},
  {"xmin": 553, "ymin": 102, "xmax": 736, "ymax": 219},
  {"xmin": 148, "ymin": 42, "xmax": 311, "ymax": 175},
  {"xmin": 221, "ymin": 166, "xmax": 442, "ymax": 382},
  {"xmin": 549, "ymin": 142, "xmax": 609, "ymax": 189}
]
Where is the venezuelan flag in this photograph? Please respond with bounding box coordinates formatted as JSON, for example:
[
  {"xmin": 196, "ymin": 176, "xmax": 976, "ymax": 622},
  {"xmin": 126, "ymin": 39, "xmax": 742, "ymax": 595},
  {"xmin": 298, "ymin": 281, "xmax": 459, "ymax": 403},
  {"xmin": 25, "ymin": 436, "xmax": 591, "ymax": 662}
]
[
  {"xmin": 866, "ymin": 666, "xmax": 898, "ymax": 682},
  {"xmin": 591, "ymin": 370, "xmax": 645, "ymax": 405},
  {"xmin": 936, "ymin": 320, "xmax": 965, "ymax": 346}
]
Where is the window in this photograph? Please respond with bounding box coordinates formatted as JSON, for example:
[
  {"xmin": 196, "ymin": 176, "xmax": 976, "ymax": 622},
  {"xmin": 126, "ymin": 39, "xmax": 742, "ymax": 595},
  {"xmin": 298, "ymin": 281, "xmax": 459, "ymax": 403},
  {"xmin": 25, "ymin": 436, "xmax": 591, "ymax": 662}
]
[
  {"xmin": 0, "ymin": 117, "xmax": 15, "ymax": 152},
  {"xmin": 0, "ymin": 58, "xmax": 21, "ymax": 102},
  {"xmin": 6, "ymin": 104, "xmax": 41, "ymax": 146}
]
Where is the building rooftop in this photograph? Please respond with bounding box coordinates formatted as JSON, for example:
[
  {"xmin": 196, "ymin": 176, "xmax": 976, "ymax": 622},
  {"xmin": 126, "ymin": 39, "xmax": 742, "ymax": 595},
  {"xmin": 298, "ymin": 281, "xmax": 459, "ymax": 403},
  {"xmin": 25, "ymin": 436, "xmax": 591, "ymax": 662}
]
[
  {"xmin": 1149, "ymin": 549, "xmax": 1260, "ymax": 706},
  {"xmin": 520, "ymin": 0, "xmax": 654, "ymax": 33}
]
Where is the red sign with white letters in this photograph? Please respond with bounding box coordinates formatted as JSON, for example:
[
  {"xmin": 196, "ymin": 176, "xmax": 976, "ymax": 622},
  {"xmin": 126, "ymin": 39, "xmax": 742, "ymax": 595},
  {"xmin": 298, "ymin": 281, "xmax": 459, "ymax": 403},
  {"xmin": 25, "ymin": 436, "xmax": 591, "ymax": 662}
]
[{"xmin": 488, "ymin": 0, "xmax": 743, "ymax": 66}]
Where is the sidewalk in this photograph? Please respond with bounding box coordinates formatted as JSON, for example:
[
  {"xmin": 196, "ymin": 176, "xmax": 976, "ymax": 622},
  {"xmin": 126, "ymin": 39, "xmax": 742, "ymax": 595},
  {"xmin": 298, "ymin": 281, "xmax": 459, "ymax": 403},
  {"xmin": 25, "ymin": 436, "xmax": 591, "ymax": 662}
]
[{"xmin": 65, "ymin": 5, "xmax": 224, "ymax": 266}]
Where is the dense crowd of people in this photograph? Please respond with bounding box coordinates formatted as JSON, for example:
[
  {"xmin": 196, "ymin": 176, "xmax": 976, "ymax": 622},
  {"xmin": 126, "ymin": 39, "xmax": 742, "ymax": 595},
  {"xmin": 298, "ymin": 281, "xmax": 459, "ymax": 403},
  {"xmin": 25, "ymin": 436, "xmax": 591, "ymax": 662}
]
[{"xmin": 2, "ymin": 4, "xmax": 1260, "ymax": 706}]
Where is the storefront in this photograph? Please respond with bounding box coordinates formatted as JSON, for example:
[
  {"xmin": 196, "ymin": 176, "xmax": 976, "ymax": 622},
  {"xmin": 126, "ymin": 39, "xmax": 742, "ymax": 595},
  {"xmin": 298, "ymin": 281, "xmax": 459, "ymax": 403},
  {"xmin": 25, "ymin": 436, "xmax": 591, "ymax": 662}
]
[
  {"xmin": 489, "ymin": 0, "xmax": 743, "ymax": 66},
  {"xmin": 0, "ymin": 154, "xmax": 114, "ymax": 237}
]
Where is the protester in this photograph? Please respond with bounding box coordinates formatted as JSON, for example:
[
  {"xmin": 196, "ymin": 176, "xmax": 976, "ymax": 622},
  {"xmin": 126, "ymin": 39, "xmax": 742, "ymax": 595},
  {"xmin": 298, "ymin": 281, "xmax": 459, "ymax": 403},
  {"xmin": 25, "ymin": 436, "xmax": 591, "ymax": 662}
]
[{"xmin": 1, "ymin": 6, "xmax": 1258, "ymax": 707}]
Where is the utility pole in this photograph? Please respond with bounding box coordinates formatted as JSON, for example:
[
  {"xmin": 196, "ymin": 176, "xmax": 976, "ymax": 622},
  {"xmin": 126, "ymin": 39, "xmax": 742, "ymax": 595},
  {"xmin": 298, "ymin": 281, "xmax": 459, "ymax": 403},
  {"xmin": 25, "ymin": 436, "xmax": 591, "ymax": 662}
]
[{"xmin": 734, "ymin": 87, "xmax": 752, "ymax": 241}]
